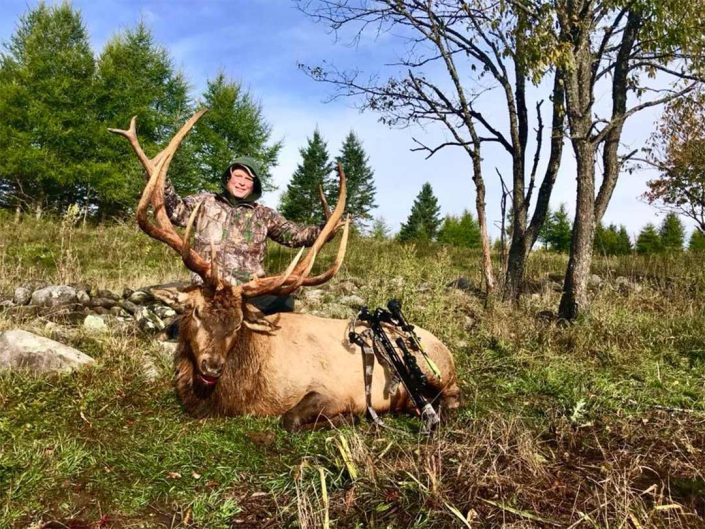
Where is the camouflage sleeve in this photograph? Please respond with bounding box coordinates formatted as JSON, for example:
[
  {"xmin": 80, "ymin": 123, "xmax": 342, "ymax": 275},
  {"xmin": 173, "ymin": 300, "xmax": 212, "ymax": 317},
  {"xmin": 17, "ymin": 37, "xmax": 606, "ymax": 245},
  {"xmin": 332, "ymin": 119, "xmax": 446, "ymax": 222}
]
[
  {"xmin": 264, "ymin": 207, "xmax": 322, "ymax": 248},
  {"xmin": 163, "ymin": 181, "xmax": 209, "ymax": 228}
]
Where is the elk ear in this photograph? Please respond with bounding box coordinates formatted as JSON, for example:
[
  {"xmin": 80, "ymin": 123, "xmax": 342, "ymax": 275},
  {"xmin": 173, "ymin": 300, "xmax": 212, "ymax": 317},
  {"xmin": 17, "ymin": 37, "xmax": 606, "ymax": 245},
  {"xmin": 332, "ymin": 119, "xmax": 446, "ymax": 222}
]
[{"xmin": 242, "ymin": 303, "xmax": 279, "ymax": 333}]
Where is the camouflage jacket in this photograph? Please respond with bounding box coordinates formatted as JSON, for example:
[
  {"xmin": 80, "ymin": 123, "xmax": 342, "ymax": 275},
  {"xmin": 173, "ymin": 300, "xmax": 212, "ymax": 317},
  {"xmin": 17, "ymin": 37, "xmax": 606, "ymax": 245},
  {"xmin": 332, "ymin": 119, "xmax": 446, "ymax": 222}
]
[{"xmin": 164, "ymin": 182, "xmax": 322, "ymax": 286}]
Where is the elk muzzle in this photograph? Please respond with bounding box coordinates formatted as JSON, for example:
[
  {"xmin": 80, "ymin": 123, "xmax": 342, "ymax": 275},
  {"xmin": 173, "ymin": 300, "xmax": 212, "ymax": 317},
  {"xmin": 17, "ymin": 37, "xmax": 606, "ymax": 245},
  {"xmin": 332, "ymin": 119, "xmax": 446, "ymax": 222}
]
[{"xmin": 196, "ymin": 354, "xmax": 224, "ymax": 386}]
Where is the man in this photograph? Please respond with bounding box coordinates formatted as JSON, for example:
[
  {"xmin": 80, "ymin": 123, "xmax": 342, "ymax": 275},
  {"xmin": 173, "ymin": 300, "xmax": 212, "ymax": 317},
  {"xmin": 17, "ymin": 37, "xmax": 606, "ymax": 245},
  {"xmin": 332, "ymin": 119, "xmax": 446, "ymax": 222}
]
[{"xmin": 164, "ymin": 156, "xmax": 334, "ymax": 314}]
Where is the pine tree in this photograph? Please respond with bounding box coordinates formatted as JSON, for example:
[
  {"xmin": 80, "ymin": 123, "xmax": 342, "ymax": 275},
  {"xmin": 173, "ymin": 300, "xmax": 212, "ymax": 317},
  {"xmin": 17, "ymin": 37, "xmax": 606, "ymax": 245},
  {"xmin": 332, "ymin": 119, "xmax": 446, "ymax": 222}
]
[
  {"xmin": 279, "ymin": 129, "xmax": 334, "ymax": 224},
  {"xmin": 189, "ymin": 72, "xmax": 281, "ymax": 195},
  {"xmin": 543, "ymin": 204, "xmax": 572, "ymax": 253},
  {"xmin": 336, "ymin": 131, "xmax": 376, "ymax": 230},
  {"xmin": 636, "ymin": 224, "xmax": 662, "ymax": 254},
  {"xmin": 659, "ymin": 213, "xmax": 685, "ymax": 252},
  {"xmin": 92, "ymin": 22, "xmax": 192, "ymax": 215},
  {"xmin": 594, "ymin": 223, "xmax": 630, "ymax": 255},
  {"xmin": 397, "ymin": 182, "xmax": 441, "ymax": 242},
  {"xmin": 0, "ymin": 3, "xmax": 96, "ymax": 212},
  {"xmin": 370, "ymin": 216, "xmax": 391, "ymax": 240},
  {"xmin": 689, "ymin": 229, "xmax": 705, "ymax": 252},
  {"xmin": 437, "ymin": 210, "xmax": 481, "ymax": 248},
  {"xmin": 615, "ymin": 226, "xmax": 633, "ymax": 255}
]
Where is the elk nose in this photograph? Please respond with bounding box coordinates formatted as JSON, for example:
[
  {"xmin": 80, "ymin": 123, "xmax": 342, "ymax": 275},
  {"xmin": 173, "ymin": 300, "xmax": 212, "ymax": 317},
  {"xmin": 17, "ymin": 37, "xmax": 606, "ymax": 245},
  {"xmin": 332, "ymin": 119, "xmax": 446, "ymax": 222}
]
[{"xmin": 200, "ymin": 356, "xmax": 224, "ymax": 377}]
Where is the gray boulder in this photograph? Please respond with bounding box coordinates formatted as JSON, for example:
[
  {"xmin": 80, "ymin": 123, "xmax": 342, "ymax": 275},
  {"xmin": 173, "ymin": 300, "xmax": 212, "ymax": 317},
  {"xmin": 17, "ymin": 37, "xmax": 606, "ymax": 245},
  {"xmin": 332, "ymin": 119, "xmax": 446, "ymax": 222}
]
[
  {"xmin": 83, "ymin": 315, "xmax": 107, "ymax": 333},
  {"xmin": 13, "ymin": 286, "xmax": 33, "ymax": 306},
  {"xmin": 0, "ymin": 329, "xmax": 94, "ymax": 373},
  {"xmin": 76, "ymin": 290, "xmax": 90, "ymax": 304},
  {"xmin": 339, "ymin": 294, "xmax": 365, "ymax": 308},
  {"xmin": 30, "ymin": 285, "xmax": 78, "ymax": 307}
]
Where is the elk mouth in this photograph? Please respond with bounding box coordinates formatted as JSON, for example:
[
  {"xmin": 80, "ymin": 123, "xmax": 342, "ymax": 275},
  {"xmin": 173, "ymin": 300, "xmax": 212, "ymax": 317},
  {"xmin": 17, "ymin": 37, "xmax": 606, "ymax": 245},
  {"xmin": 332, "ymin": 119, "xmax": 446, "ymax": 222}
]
[{"xmin": 195, "ymin": 371, "xmax": 220, "ymax": 386}]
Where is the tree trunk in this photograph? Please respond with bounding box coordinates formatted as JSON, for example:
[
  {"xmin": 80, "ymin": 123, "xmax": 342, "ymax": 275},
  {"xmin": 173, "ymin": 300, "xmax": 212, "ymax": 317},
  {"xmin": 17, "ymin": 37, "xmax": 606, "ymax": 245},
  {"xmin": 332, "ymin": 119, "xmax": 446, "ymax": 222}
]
[
  {"xmin": 472, "ymin": 153, "xmax": 496, "ymax": 298},
  {"xmin": 558, "ymin": 142, "xmax": 596, "ymax": 320},
  {"xmin": 504, "ymin": 233, "xmax": 530, "ymax": 300}
]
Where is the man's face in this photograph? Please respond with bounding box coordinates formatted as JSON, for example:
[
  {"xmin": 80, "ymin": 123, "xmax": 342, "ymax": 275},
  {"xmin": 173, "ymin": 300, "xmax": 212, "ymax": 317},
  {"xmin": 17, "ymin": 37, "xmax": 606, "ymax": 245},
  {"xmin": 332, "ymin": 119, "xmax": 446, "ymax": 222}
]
[{"xmin": 226, "ymin": 167, "xmax": 255, "ymax": 199}]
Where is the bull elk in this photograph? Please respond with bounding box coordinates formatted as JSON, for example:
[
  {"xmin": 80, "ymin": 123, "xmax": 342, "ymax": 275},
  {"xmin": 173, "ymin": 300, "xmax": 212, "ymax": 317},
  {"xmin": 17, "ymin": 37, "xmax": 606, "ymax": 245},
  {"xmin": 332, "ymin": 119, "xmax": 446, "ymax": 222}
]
[{"xmin": 109, "ymin": 110, "xmax": 460, "ymax": 431}]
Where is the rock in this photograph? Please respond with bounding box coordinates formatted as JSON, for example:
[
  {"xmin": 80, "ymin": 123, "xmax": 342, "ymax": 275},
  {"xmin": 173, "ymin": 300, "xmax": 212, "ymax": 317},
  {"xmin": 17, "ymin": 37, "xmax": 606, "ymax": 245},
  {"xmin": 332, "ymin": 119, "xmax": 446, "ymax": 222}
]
[
  {"xmin": 416, "ymin": 282, "xmax": 432, "ymax": 293},
  {"xmin": 157, "ymin": 341, "xmax": 178, "ymax": 357},
  {"xmin": 122, "ymin": 287, "xmax": 134, "ymax": 300},
  {"xmin": 447, "ymin": 277, "xmax": 472, "ymax": 291},
  {"xmin": 128, "ymin": 290, "xmax": 153, "ymax": 305},
  {"xmin": 76, "ymin": 290, "xmax": 90, "ymax": 304},
  {"xmin": 587, "ymin": 274, "xmax": 603, "ymax": 289},
  {"xmin": 83, "ymin": 315, "xmax": 107, "ymax": 333},
  {"xmin": 0, "ymin": 329, "xmax": 94, "ymax": 373},
  {"xmin": 302, "ymin": 289, "xmax": 326, "ymax": 306},
  {"xmin": 153, "ymin": 305, "xmax": 177, "ymax": 319},
  {"xmin": 317, "ymin": 302, "xmax": 354, "ymax": 319},
  {"xmin": 30, "ymin": 285, "xmax": 78, "ymax": 307},
  {"xmin": 13, "ymin": 286, "xmax": 33, "ymax": 306},
  {"xmin": 92, "ymin": 306, "xmax": 109, "ymax": 315},
  {"xmin": 109, "ymin": 306, "xmax": 126, "ymax": 317},
  {"xmin": 96, "ymin": 289, "xmax": 120, "ymax": 301},
  {"xmin": 339, "ymin": 294, "xmax": 365, "ymax": 308},
  {"xmin": 335, "ymin": 280, "xmax": 358, "ymax": 295},
  {"xmin": 141, "ymin": 356, "xmax": 160, "ymax": 382},
  {"xmin": 120, "ymin": 300, "xmax": 140, "ymax": 315},
  {"xmin": 136, "ymin": 307, "xmax": 165, "ymax": 332},
  {"xmin": 614, "ymin": 276, "xmax": 642, "ymax": 294},
  {"xmin": 89, "ymin": 297, "xmax": 117, "ymax": 309}
]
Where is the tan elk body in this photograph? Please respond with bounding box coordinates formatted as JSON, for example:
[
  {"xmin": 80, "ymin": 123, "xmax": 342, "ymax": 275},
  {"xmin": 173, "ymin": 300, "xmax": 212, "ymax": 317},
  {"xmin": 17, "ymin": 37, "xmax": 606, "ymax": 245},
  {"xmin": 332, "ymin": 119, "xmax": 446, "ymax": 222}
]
[{"xmin": 110, "ymin": 110, "xmax": 459, "ymax": 430}]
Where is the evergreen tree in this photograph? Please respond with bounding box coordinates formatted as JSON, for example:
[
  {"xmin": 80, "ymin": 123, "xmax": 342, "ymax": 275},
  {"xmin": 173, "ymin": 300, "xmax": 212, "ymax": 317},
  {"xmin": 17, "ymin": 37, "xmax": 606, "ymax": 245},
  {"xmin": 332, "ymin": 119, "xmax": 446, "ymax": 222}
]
[
  {"xmin": 190, "ymin": 72, "xmax": 281, "ymax": 195},
  {"xmin": 594, "ymin": 223, "xmax": 613, "ymax": 255},
  {"xmin": 543, "ymin": 204, "xmax": 572, "ymax": 253},
  {"xmin": 437, "ymin": 210, "xmax": 481, "ymax": 248},
  {"xmin": 279, "ymin": 129, "xmax": 334, "ymax": 224},
  {"xmin": 335, "ymin": 131, "xmax": 376, "ymax": 230},
  {"xmin": 397, "ymin": 182, "xmax": 441, "ymax": 242},
  {"xmin": 636, "ymin": 224, "xmax": 662, "ymax": 254},
  {"xmin": 93, "ymin": 22, "xmax": 191, "ymax": 215},
  {"xmin": 659, "ymin": 213, "xmax": 685, "ymax": 252},
  {"xmin": 689, "ymin": 229, "xmax": 705, "ymax": 252},
  {"xmin": 0, "ymin": 3, "xmax": 96, "ymax": 212},
  {"xmin": 615, "ymin": 226, "xmax": 633, "ymax": 255},
  {"xmin": 370, "ymin": 216, "xmax": 391, "ymax": 240},
  {"xmin": 594, "ymin": 223, "xmax": 631, "ymax": 255}
]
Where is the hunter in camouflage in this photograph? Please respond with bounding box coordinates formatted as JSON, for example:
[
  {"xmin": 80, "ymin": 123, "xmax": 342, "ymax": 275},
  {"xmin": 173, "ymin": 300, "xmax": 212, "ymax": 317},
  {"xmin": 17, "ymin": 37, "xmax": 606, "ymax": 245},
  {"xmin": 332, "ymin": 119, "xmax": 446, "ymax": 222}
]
[{"xmin": 164, "ymin": 156, "xmax": 324, "ymax": 287}]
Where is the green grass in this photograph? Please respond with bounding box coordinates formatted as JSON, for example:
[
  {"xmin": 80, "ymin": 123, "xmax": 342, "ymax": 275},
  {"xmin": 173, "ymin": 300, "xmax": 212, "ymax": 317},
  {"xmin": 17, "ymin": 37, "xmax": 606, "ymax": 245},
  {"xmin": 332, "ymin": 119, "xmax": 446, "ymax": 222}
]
[{"xmin": 1, "ymin": 210, "xmax": 704, "ymax": 527}]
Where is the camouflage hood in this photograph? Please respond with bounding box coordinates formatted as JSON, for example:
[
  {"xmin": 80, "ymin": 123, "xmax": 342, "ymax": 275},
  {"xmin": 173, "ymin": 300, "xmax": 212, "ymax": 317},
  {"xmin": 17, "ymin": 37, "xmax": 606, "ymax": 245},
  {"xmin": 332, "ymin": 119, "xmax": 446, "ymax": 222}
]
[{"xmin": 220, "ymin": 156, "xmax": 263, "ymax": 203}]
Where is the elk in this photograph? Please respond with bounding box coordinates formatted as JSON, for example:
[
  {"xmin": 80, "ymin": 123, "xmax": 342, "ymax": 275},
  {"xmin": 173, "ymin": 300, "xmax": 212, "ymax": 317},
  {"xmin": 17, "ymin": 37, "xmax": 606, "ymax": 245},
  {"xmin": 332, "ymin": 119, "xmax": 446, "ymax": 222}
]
[{"xmin": 110, "ymin": 110, "xmax": 460, "ymax": 431}]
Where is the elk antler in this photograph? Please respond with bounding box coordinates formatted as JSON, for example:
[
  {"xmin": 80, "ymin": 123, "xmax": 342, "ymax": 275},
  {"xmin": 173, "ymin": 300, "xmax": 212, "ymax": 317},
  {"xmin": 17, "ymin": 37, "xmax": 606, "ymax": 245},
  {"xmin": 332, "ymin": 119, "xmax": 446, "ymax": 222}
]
[
  {"xmin": 237, "ymin": 164, "xmax": 349, "ymax": 298},
  {"xmin": 108, "ymin": 110, "xmax": 215, "ymax": 284}
]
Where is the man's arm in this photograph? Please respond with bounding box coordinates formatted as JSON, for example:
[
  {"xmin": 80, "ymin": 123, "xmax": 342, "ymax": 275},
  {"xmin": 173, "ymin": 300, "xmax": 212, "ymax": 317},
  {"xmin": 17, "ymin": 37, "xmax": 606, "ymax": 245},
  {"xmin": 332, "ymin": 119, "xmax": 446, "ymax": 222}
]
[
  {"xmin": 264, "ymin": 208, "xmax": 323, "ymax": 248},
  {"xmin": 163, "ymin": 180, "xmax": 208, "ymax": 227}
]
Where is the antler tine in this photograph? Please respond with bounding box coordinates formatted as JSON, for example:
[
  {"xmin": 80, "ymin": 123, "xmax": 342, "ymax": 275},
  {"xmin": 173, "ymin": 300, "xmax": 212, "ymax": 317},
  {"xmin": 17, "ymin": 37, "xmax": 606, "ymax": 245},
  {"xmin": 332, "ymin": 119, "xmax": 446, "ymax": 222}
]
[
  {"xmin": 149, "ymin": 109, "xmax": 208, "ymax": 234},
  {"xmin": 265, "ymin": 216, "xmax": 349, "ymax": 297},
  {"xmin": 290, "ymin": 162, "xmax": 347, "ymax": 278},
  {"xmin": 110, "ymin": 110, "xmax": 212, "ymax": 282},
  {"xmin": 238, "ymin": 247, "xmax": 306, "ymax": 298},
  {"xmin": 107, "ymin": 116, "xmax": 152, "ymax": 174},
  {"xmin": 319, "ymin": 184, "xmax": 331, "ymax": 220},
  {"xmin": 300, "ymin": 217, "xmax": 350, "ymax": 287}
]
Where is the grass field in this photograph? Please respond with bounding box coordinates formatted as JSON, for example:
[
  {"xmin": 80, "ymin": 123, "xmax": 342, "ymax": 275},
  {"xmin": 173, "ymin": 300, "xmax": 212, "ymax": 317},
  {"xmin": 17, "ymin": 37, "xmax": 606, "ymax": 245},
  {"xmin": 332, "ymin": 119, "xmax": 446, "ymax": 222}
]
[{"xmin": 1, "ymin": 210, "xmax": 704, "ymax": 528}]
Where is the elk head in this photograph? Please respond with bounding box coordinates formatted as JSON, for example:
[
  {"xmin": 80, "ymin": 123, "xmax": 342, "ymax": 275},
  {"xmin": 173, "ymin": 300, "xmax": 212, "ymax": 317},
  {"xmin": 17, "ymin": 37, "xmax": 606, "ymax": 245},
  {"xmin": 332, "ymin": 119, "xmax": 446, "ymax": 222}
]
[{"xmin": 109, "ymin": 111, "xmax": 349, "ymax": 388}]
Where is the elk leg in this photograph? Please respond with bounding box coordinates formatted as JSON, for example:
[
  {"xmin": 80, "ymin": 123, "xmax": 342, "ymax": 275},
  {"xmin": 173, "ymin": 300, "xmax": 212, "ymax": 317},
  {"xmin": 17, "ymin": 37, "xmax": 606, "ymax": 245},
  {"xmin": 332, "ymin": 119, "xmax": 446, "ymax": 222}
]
[{"xmin": 281, "ymin": 391, "xmax": 350, "ymax": 432}]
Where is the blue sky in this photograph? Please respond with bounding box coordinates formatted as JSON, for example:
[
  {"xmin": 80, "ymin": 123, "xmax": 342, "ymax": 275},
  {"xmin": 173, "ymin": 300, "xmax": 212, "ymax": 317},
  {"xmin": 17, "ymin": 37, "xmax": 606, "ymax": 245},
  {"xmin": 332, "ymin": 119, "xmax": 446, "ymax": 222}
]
[{"xmin": 0, "ymin": 0, "xmax": 688, "ymax": 238}]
